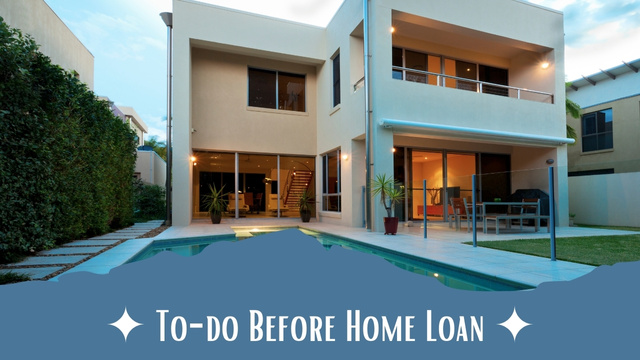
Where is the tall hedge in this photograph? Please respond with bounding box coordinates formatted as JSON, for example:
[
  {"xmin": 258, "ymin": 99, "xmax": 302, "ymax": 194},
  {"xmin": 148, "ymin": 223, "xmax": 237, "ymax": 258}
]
[{"xmin": 0, "ymin": 18, "xmax": 137, "ymax": 263}]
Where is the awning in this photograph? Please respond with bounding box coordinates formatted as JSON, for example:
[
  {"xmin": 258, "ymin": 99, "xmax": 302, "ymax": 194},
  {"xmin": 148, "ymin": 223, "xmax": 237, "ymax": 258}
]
[{"xmin": 379, "ymin": 118, "xmax": 575, "ymax": 147}]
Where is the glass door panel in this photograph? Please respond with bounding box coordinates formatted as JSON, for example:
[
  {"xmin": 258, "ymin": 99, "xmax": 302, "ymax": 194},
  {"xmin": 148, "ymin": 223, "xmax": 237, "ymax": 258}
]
[{"xmin": 411, "ymin": 151, "xmax": 443, "ymax": 220}]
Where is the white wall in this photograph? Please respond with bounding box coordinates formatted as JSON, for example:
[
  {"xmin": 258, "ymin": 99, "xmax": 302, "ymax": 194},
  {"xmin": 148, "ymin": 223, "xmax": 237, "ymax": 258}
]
[
  {"xmin": 569, "ymin": 172, "xmax": 640, "ymax": 227},
  {"xmin": 136, "ymin": 150, "xmax": 167, "ymax": 188}
]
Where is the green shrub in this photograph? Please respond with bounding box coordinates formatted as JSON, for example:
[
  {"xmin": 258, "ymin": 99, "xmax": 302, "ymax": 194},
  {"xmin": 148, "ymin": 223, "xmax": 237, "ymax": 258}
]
[
  {"xmin": 0, "ymin": 18, "xmax": 136, "ymax": 262},
  {"xmin": 0, "ymin": 271, "xmax": 31, "ymax": 285},
  {"xmin": 133, "ymin": 180, "xmax": 166, "ymax": 221}
]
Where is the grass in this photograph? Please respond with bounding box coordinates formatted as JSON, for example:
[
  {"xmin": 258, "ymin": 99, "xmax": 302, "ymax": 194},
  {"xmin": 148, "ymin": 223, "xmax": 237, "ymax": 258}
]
[
  {"xmin": 466, "ymin": 233, "xmax": 640, "ymax": 266},
  {"xmin": 0, "ymin": 271, "xmax": 31, "ymax": 285}
]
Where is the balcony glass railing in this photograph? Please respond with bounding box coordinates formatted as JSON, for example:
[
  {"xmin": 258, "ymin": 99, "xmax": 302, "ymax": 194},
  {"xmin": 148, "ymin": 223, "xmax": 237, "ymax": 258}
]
[{"xmin": 392, "ymin": 66, "xmax": 554, "ymax": 104}]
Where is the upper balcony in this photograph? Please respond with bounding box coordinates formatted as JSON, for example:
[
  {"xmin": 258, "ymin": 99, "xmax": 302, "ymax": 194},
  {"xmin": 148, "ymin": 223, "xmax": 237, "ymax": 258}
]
[{"xmin": 389, "ymin": 10, "xmax": 556, "ymax": 105}]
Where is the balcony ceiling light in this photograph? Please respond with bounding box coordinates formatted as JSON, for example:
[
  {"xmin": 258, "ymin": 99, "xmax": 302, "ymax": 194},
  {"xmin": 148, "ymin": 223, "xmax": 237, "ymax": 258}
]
[{"xmin": 541, "ymin": 62, "xmax": 550, "ymax": 69}]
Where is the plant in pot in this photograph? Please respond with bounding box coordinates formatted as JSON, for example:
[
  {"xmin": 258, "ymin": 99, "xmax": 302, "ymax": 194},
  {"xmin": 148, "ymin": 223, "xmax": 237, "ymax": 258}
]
[
  {"xmin": 201, "ymin": 184, "xmax": 229, "ymax": 224},
  {"xmin": 371, "ymin": 174, "xmax": 404, "ymax": 235},
  {"xmin": 296, "ymin": 190, "xmax": 315, "ymax": 223}
]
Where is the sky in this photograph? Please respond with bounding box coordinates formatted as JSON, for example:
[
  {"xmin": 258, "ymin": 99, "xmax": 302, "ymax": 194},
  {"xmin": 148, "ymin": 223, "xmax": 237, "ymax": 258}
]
[{"xmin": 43, "ymin": 0, "xmax": 640, "ymax": 143}]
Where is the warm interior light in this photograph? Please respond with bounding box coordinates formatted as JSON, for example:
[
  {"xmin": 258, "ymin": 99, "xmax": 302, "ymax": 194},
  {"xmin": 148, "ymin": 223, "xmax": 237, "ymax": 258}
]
[
  {"xmin": 392, "ymin": 148, "xmax": 397, "ymax": 153},
  {"xmin": 190, "ymin": 156, "xmax": 196, "ymax": 162},
  {"xmin": 390, "ymin": 26, "xmax": 396, "ymax": 33},
  {"xmin": 541, "ymin": 62, "xmax": 550, "ymax": 69},
  {"xmin": 342, "ymin": 154, "xmax": 349, "ymax": 161}
]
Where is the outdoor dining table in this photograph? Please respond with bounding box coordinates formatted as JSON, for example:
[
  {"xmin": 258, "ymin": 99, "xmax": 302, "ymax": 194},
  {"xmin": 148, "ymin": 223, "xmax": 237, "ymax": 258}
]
[{"xmin": 481, "ymin": 201, "xmax": 547, "ymax": 234}]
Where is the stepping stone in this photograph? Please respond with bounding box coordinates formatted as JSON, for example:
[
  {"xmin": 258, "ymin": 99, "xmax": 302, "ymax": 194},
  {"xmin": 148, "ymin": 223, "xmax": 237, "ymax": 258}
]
[
  {"xmin": 91, "ymin": 234, "xmax": 136, "ymax": 240},
  {"xmin": 64, "ymin": 239, "xmax": 120, "ymax": 246},
  {"xmin": 38, "ymin": 247, "xmax": 104, "ymax": 255},
  {"xmin": 7, "ymin": 255, "xmax": 88, "ymax": 267},
  {"xmin": 0, "ymin": 267, "xmax": 64, "ymax": 280}
]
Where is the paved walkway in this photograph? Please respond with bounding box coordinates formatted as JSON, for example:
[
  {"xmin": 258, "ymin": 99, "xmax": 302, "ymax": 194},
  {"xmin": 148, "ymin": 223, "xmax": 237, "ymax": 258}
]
[
  {"xmin": 0, "ymin": 220, "xmax": 164, "ymax": 280},
  {"xmin": 51, "ymin": 218, "xmax": 638, "ymax": 288}
]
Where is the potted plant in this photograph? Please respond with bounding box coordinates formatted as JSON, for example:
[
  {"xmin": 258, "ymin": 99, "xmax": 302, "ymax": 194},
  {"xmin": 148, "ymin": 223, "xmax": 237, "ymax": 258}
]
[
  {"xmin": 371, "ymin": 174, "xmax": 405, "ymax": 235},
  {"xmin": 569, "ymin": 213, "xmax": 576, "ymax": 226},
  {"xmin": 201, "ymin": 184, "xmax": 229, "ymax": 224},
  {"xmin": 296, "ymin": 190, "xmax": 315, "ymax": 223}
]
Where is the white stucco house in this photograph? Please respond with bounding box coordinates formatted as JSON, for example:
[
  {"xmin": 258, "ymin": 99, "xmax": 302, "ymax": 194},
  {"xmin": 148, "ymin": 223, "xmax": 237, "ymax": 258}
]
[{"xmin": 170, "ymin": 0, "xmax": 573, "ymax": 231}]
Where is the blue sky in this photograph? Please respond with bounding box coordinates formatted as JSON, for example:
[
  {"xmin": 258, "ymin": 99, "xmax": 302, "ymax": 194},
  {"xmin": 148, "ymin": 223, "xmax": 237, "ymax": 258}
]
[{"xmin": 44, "ymin": 0, "xmax": 640, "ymax": 143}]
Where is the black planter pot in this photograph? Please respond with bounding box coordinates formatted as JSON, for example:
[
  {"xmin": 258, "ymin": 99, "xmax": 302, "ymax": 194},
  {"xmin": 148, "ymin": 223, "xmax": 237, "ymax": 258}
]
[
  {"xmin": 300, "ymin": 209, "xmax": 312, "ymax": 223},
  {"xmin": 210, "ymin": 213, "xmax": 222, "ymax": 224},
  {"xmin": 383, "ymin": 217, "xmax": 399, "ymax": 235}
]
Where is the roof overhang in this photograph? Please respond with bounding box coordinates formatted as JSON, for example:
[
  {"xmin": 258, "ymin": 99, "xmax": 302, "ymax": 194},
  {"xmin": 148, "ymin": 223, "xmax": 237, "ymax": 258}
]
[{"xmin": 380, "ymin": 118, "xmax": 575, "ymax": 147}]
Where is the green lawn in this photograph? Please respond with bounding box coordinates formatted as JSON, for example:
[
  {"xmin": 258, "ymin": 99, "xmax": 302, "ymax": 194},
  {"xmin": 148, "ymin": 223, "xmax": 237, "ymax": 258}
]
[{"xmin": 466, "ymin": 233, "xmax": 640, "ymax": 266}]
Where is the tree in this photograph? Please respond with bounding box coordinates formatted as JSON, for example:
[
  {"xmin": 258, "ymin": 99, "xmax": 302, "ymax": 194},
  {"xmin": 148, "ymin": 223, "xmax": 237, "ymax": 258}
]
[
  {"xmin": 144, "ymin": 136, "xmax": 167, "ymax": 161},
  {"xmin": 565, "ymin": 83, "xmax": 580, "ymax": 141}
]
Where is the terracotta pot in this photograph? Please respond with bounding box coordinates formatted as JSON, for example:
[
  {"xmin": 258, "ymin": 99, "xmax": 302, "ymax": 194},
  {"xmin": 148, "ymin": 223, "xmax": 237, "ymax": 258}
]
[
  {"xmin": 383, "ymin": 217, "xmax": 399, "ymax": 235},
  {"xmin": 210, "ymin": 213, "xmax": 222, "ymax": 224},
  {"xmin": 300, "ymin": 209, "xmax": 312, "ymax": 223}
]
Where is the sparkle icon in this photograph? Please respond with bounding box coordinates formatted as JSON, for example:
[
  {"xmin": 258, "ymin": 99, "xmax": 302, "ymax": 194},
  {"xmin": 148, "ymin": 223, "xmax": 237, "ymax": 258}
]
[
  {"xmin": 498, "ymin": 307, "xmax": 531, "ymax": 341},
  {"xmin": 109, "ymin": 308, "xmax": 143, "ymax": 342}
]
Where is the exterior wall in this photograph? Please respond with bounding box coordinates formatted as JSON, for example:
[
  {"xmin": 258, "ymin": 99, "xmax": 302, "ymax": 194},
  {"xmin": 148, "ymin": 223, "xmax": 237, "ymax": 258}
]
[
  {"xmin": 567, "ymin": 94, "xmax": 640, "ymax": 174},
  {"xmin": 569, "ymin": 172, "xmax": 640, "ymax": 227},
  {"xmin": 172, "ymin": 0, "xmax": 325, "ymax": 225},
  {"xmin": 190, "ymin": 49, "xmax": 317, "ymax": 155},
  {"xmin": 136, "ymin": 150, "xmax": 167, "ymax": 188},
  {"xmin": 0, "ymin": 0, "xmax": 94, "ymax": 90},
  {"xmin": 366, "ymin": 0, "xmax": 567, "ymax": 229}
]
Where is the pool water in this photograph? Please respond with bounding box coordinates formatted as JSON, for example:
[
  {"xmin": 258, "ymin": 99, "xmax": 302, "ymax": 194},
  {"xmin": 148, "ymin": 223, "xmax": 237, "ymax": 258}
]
[{"xmin": 126, "ymin": 228, "xmax": 532, "ymax": 291}]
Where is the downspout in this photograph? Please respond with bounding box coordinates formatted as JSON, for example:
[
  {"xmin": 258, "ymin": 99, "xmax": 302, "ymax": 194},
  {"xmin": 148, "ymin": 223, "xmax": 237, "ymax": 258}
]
[{"xmin": 364, "ymin": 0, "xmax": 372, "ymax": 231}]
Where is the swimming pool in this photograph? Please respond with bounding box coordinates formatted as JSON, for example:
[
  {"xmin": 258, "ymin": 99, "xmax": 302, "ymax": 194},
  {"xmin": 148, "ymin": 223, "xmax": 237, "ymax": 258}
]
[{"xmin": 126, "ymin": 228, "xmax": 533, "ymax": 291}]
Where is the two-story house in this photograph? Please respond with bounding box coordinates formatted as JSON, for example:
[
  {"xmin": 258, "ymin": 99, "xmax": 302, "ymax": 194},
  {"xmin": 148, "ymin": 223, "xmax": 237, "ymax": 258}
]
[{"xmin": 171, "ymin": 0, "xmax": 572, "ymax": 231}]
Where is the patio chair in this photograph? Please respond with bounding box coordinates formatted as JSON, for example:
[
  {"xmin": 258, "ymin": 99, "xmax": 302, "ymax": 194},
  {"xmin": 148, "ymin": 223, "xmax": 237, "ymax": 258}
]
[
  {"xmin": 227, "ymin": 193, "xmax": 250, "ymax": 214},
  {"xmin": 448, "ymin": 197, "xmax": 471, "ymax": 232},
  {"xmin": 268, "ymin": 194, "xmax": 289, "ymax": 215}
]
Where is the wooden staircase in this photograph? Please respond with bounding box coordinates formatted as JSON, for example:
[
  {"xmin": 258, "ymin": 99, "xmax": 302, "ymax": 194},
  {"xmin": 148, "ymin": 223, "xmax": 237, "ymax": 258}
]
[{"xmin": 283, "ymin": 170, "xmax": 314, "ymax": 208}]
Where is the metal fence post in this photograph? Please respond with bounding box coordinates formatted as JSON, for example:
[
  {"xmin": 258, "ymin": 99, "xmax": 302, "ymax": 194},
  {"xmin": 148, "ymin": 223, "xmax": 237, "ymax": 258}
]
[
  {"xmin": 423, "ymin": 179, "xmax": 427, "ymax": 239},
  {"xmin": 472, "ymin": 174, "xmax": 477, "ymax": 247},
  {"xmin": 549, "ymin": 166, "xmax": 556, "ymax": 261}
]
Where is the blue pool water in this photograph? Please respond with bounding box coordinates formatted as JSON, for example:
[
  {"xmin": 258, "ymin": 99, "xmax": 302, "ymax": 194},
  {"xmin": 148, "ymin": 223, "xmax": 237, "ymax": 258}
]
[{"xmin": 126, "ymin": 228, "xmax": 532, "ymax": 291}]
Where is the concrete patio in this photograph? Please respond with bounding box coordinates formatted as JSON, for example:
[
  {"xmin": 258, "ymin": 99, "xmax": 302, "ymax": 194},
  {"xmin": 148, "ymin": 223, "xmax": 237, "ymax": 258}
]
[{"xmin": 45, "ymin": 218, "xmax": 638, "ymax": 288}]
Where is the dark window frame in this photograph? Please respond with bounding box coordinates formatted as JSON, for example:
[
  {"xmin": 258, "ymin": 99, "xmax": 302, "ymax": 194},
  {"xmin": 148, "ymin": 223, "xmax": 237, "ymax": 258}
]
[
  {"xmin": 248, "ymin": 67, "xmax": 306, "ymax": 112},
  {"xmin": 332, "ymin": 54, "xmax": 341, "ymax": 107},
  {"xmin": 321, "ymin": 149, "xmax": 341, "ymax": 212},
  {"xmin": 581, "ymin": 108, "xmax": 613, "ymax": 152}
]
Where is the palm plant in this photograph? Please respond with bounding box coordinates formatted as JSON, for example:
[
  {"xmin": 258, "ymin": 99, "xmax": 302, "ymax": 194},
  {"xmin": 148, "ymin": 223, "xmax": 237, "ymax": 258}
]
[
  {"xmin": 371, "ymin": 174, "xmax": 404, "ymax": 218},
  {"xmin": 201, "ymin": 184, "xmax": 229, "ymax": 223},
  {"xmin": 566, "ymin": 83, "xmax": 581, "ymax": 141},
  {"xmin": 295, "ymin": 190, "xmax": 315, "ymax": 222}
]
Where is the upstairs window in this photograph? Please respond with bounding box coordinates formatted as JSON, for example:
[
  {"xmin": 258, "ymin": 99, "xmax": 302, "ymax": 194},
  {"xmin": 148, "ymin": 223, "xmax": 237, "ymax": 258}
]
[
  {"xmin": 582, "ymin": 108, "xmax": 613, "ymax": 152},
  {"xmin": 248, "ymin": 68, "xmax": 306, "ymax": 112},
  {"xmin": 332, "ymin": 54, "xmax": 341, "ymax": 107}
]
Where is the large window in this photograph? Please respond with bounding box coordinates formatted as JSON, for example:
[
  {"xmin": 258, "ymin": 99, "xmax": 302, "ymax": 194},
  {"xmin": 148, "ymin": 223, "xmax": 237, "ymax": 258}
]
[
  {"xmin": 582, "ymin": 108, "xmax": 613, "ymax": 152},
  {"xmin": 332, "ymin": 54, "xmax": 340, "ymax": 107},
  {"xmin": 322, "ymin": 150, "xmax": 341, "ymax": 212},
  {"xmin": 248, "ymin": 68, "xmax": 306, "ymax": 112}
]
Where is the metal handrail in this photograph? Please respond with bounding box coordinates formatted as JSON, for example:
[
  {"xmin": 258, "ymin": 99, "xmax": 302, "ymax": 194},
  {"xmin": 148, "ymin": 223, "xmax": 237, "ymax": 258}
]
[{"xmin": 392, "ymin": 66, "xmax": 554, "ymax": 104}]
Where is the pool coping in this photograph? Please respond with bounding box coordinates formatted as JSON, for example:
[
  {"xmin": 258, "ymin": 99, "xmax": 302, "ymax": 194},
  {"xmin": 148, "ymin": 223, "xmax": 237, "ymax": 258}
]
[{"xmin": 52, "ymin": 222, "xmax": 599, "ymax": 288}]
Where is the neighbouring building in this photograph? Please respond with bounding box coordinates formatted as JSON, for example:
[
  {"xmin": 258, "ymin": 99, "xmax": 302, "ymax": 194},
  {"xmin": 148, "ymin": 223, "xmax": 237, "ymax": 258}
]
[
  {"xmin": 171, "ymin": 0, "xmax": 572, "ymax": 230},
  {"xmin": 119, "ymin": 106, "xmax": 149, "ymax": 147},
  {"xmin": 566, "ymin": 59, "xmax": 640, "ymax": 175},
  {"xmin": 566, "ymin": 59, "xmax": 640, "ymax": 227},
  {"xmin": 0, "ymin": 0, "xmax": 94, "ymax": 90},
  {"xmin": 136, "ymin": 147, "xmax": 168, "ymax": 188}
]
